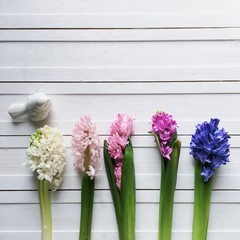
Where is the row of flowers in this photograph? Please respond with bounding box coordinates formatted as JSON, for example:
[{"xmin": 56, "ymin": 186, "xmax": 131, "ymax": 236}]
[{"xmin": 25, "ymin": 112, "xmax": 230, "ymax": 240}]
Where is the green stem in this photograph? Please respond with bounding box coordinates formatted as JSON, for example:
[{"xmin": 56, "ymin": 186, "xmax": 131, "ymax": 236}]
[
  {"xmin": 38, "ymin": 179, "xmax": 52, "ymax": 240},
  {"xmin": 79, "ymin": 174, "xmax": 95, "ymax": 240},
  {"xmin": 203, "ymin": 178, "xmax": 213, "ymax": 240},
  {"xmin": 121, "ymin": 143, "xmax": 136, "ymax": 240},
  {"xmin": 192, "ymin": 161, "xmax": 213, "ymax": 240},
  {"xmin": 103, "ymin": 140, "xmax": 122, "ymax": 240},
  {"xmin": 158, "ymin": 150, "xmax": 166, "ymax": 240},
  {"xmin": 158, "ymin": 140, "xmax": 181, "ymax": 240},
  {"xmin": 193, "ymin": 161, "xmax": 205, "ymax": 240}
]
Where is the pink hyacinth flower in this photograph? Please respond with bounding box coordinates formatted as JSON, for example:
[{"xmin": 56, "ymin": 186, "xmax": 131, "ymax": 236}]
[
  {"xmin": 110, "ymin": 113, "xmax": 134, "ymax": 138},
  {"xmin": 107, "ymin": 133, "xmax": 128, "ymax": 160},
  {"xmin": 72, "ymin": 116, "xmax": 101, "ymax": 179},
  {"xmin": 107, "ymin": 113, "xmax": 134, "ymax": 189},
  {"xmin": 114, "ymin": 160, "xmax": 122, "ymax": 190}
]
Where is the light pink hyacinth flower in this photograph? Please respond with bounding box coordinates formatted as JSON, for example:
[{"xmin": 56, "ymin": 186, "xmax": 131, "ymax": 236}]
[
  {"xmin": 72, "ymin": 116, "xmax": 101, "ymax": 179},
  {"xmin": 107, "ymin": 114, "xmax": 134, "ymax": 189}
]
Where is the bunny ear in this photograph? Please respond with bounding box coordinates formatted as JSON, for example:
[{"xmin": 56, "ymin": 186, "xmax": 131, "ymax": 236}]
[{"xmin": 8, "ymin": 102, "xmax": 27, "ymax": 119}]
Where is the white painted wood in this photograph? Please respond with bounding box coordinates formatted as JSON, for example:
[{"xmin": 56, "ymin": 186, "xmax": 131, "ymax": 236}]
[
  {"xmin": 1, "ymin": 37, "xmax": 240, "ymax": 83},
  {"xmin": 1, "ymin": 1, "xmax": 240, "ymax": 239},
  {"xmin": 0, "ymin": 202, "xmax": 238, "ymax": 230},
  {"xmin": 1, "ymin": 41, "xmax": 240, "ymax": 68},
  {"xmin": 1, "ymin": 0, "xmax": 239, "ymax": 15},
  {"xmin": 1, "ymin": 94, "xmax": 240, "ymax": 123},
  {"xmin": 0, "ymin": 232, "xmax": 239, "ymax": 240},
  {"xmin": 1, "ymin": 66, "xmax": 240, "ymax": 81},
  {"xmin": 0, "ymin": 119, "xmax": 239, "ymax": 135},
  {"xmin": 1, "ymin": 82, "xmax": 240, "ymax": 94},
  {"xmin": 1, "ymin": 29, "xmax": 240, "ymax": 41},
  {"xmin": 1, "ymin": 190, "xmax": 240, "ymax": 204},
  {"xmin": 0, "ymin": 202, "xmax": 239, "ymax": 233},
  {"xmin": 0, "ymin": 11, "xmax": 240, "ymax": 29}
]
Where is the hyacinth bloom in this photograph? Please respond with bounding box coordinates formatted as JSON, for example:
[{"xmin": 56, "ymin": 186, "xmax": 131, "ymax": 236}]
[
  {"xmin": 104, "ymin": 113, "xmax": 135, "ymax": 240},
  {"xmin": 190, "ymin": 118, "xmax": 230, "ymax": 182},
  {"xmin": 107, "ymin": 113, "xmax": 134, "ymax": 189},
  {"xmin": 72, "ymin": 115, "xmax": 101, "ymax": 179},
  {"xmin": 25, "ymin": 125, "xmax": 66, "ymax": 240},
  {"xmin": 190, "ymin": 118, "xmax": 230, "ymax": 240},
  {"xmin": 151, "ymin": 111, "xmax": 178, "ymax": 160},
  {"xmin": 150, "ymin": 111, "xmax": 181, "ymax": 240},
  {"xmin": 72, "ymin": 116, "xmax": 101, "ymax": 240}
]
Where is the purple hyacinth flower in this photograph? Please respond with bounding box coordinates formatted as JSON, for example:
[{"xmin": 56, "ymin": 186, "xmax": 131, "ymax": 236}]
[
  {"xmin": 151, "ymin": 111, "xmax": 177, "ymax": 160},
  {"xmin": 190, "ymin": 118, "xmax": 230, "ymax": 182}
]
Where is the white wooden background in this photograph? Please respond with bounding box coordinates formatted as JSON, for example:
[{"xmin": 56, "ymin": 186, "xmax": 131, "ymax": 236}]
[{"xmin": 1, "ymin": 1, "xmax": 240, "ymax": 239}]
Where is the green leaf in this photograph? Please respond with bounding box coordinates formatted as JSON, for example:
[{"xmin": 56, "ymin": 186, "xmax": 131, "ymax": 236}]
[
  {"xmin": 149, "ymin": 131, "xmax": 166, "ymax": 173},
  {"xmin": 158, "ymin": 140, "xmax": 181, "ymax": 240},
  {"xmin": 121, "ymin": 143, "xmax": 136, "ymax": 240},
  {"xmin": 103, "ymin": 140, "xmax": 122, "ymax": 240}
]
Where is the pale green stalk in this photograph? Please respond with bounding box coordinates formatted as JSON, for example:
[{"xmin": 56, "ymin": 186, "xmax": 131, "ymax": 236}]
[
  {"xmin": 38, "ymin": 179, "xmax": 52, "ymax": 240},
  {"xmin": 192, "ymin": 161, "xmax": 213, "ymax": 240},
  {"xmin": 79, "ymin": 174, "xmax": 95, "ymax": 240}
]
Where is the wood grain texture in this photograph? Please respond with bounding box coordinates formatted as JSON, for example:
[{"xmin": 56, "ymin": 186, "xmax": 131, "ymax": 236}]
[
  {"xmin": 0, "ymin": 41, "xmax": 239, "ymax": 68},
  {"xmin": 0, "ymin": 29, "xmax": 240, "ymax": 82},
  {"xmin": 0, "ymin": 1, "xmax": 240, "ymax": 239},
  {"xmin": 1, "ymin": 0, "xmax": 240, "ymax": 28}
]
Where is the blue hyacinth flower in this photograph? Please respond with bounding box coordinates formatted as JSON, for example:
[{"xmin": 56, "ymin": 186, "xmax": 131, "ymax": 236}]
[{"xmin": 190, "ymin": 118, "xmax": 230, "ymax": 182}]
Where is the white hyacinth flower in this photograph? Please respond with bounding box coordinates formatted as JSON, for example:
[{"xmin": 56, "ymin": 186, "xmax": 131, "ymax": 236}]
[{"xmin": 25, "ymin": 125, "xmax": 66, "ymax": 190}]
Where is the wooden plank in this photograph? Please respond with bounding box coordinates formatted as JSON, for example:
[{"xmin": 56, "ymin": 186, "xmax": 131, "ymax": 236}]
[
  {"xmin": 1, "ymin": 94, "xmax": 240, "ymax": 120},
  {"xmin": 1, "ymin": 66, "xmax": 240, "ymax": 82},
  {"xmin": 1, "ymin": 0, "xmax": 239, "ymax": 15},
  {"xmin": 0, "ymin": 232, "xmax": 239, "ymax": 240},
  {"xmin": 0, "ymin": 119, "xmax": 239, "ymax": 135},
  {"xmin": 1, "ymin": 82, "xmax": 240, "ymax": 94},
  {"xmin": 1, "ymin": 29, "xmax": 240, "ymax": 41},
  {"xmin": 0, "ymin": 174, "xmax": 239, "ymax": 191},
  {"xmin": 0, "ymin": 190, "xmax": 239, "ymax": 204},
  {"xmin": 1, "ymin": 14, "xmax": 240, "ymax": 29},
  {"xmin": 0, "ymin": 230, "xmax": 240, "ymax": 240},
  {"xmin": 0, "ymin": 203, "xmax": 239, "ymax": 232},
  {"xmin": 1, "ymin": 41, "xmax": 240, "ymax": 68}
]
